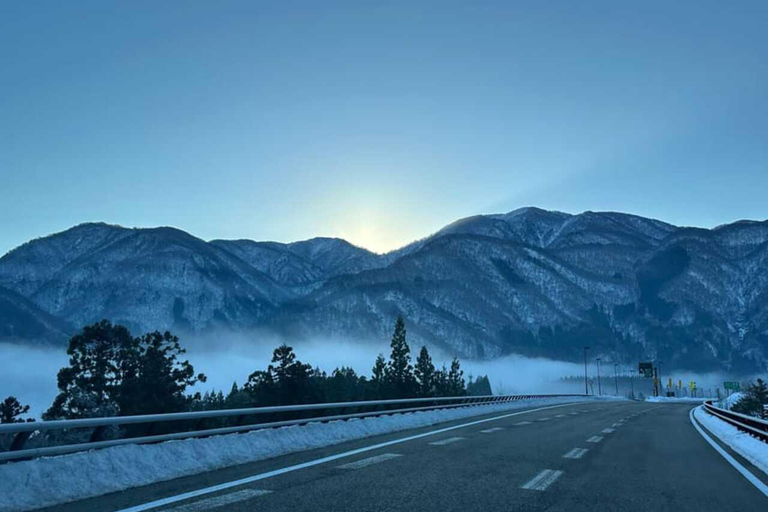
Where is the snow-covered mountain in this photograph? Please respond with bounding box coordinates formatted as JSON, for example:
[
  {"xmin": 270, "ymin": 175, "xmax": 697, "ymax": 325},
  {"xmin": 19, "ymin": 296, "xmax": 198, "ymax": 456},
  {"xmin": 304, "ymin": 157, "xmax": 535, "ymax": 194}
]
[{"xmin": 2, "ymin": 208, "xmax": 767, "ymax": 373}]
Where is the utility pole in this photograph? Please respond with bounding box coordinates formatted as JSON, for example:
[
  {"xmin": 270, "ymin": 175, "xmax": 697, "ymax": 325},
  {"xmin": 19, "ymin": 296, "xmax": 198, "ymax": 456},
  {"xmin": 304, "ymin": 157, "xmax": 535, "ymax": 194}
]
[
  {"xmin": 614, "ymin": 363, "xmax": 619, "ymax": 396},
  {"xmin": 658, "ymin": 361, "xmax": 663, "ymax": 395},
  {"xmin": 630, "ymin": 369, "xmax": 635, "ymax": 399},
  {"xmin": 584, "ymin": 346, "xmax": 590, "ymax": 395},
  {"xmin": 596, "ymin": 357, "xmax": 602, "ymax": 395}
]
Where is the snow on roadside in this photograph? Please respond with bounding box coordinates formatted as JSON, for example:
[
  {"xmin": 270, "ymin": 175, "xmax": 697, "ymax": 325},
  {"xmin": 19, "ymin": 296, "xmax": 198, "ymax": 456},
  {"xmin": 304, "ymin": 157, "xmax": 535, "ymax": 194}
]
[
  {"xmin": 693, "ymin": 405, "xmax": 768, "ymax": 476},
  {"xmin": 0, "ymin": 396, "xmax": 613, "ymax": 512},
  {"xmin": 645, "ymin": 396, "xmax": 707, "ymax": 403}
]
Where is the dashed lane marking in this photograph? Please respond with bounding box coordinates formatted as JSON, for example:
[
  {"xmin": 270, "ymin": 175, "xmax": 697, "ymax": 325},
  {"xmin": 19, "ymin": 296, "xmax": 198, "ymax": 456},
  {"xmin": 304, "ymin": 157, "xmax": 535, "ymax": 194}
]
[
  {"xmin": 563, "ymin": 448, "xmax": 589, "ymax": 459},
  {"xmin": 587, "ymin": 436, "xmax": 604, "ymax": 443},
  {"xmin": 480, "ymin": 427, "xmax": 504, "ymax": 433},
  {"xmin": 602, "ymin": 428, "xmax": 615, "ymax": 434},
  {"xmin": 337, "ymin": 453, "xmax": 402, "ymax": 470},
  {"xmin": 521, "ymin": 469, "xmax": 564, "ymax": 491},
  {"xmin": 165, "ymin": 490, "xmax": 271, "ymax": 512},
  {"xmin": 429, "ymin": 436, "xmax": 465, "ymax": 446}
]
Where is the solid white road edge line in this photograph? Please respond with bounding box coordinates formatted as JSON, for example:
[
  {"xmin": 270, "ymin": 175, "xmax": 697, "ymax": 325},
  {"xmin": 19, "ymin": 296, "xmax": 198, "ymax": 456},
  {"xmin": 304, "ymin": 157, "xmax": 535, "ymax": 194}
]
[
  {"xmin": 112, "ymin": 401, "xmax": 591, "ymax": 512},
  {"xmin": 689, "ymin": 406, "xmax": 768, "ymax": 497}
]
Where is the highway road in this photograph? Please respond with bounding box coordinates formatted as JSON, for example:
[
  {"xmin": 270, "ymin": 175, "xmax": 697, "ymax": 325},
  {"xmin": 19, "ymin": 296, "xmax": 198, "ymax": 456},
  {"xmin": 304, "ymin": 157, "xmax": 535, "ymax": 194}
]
[{"xmin": 44, "ymin": 401, "xmax": 767, "ymax": 512}]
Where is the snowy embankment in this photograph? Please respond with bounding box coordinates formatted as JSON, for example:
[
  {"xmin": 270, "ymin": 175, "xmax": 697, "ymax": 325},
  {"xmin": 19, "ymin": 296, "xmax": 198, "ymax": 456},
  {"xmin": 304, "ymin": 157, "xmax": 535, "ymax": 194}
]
[
  {"xmin": 0, "ymin": 396, "xmax": 614, "ymax": 512},
  {"xmin": 645, "ymin": 396, "xmax": 707, "ymax": 403},
  {"xmin": 693, "ymin": 406, "xmax": 768, "ymax": 476}
]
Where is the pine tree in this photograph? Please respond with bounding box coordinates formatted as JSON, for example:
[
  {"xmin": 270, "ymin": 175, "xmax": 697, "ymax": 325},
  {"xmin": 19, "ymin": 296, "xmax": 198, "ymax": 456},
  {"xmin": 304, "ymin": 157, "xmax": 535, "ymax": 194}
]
[
  {"xmin": 386, "ymin": 316, "xmax": 416, "ymax": 398},
  {"xmin": 370, "ymin": 354, "xmax": 387, "ymax": 399},
  {"xmin": 44, "ymin": 320, "xmax": 132, "ymax": 419},
  {"xmin": 415, "ymin": 346, "xmax": 436, "ymax": 397},
  {"xmin": 733, "ymin": 378, "xmax": 768, "ymax": 418},
  {"xmin": 0, "ymin": 396, "xmax": 31, "ymax": 423},
  {"xmin": 434, "ymin": 364, "xmax": 450, "ymax": 397},
  {"xmin": 447, "ymin": 357, "xmax": 466, "ymax": 396}
]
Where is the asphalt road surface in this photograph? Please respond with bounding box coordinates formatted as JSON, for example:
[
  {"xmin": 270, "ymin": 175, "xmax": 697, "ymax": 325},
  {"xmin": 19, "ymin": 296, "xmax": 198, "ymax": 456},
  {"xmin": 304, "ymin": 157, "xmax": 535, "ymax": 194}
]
[{"xmin": 46, "ymin": 401, "xmax": 767, "ymax": 512}]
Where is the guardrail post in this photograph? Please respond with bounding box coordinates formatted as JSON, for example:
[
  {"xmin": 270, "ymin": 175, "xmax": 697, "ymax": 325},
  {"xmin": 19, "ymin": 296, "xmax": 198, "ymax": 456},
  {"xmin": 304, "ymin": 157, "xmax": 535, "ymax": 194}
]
[
  {"xmin": 90, "ymin": 426, "xmax": 108, "ymax": 443},
  {"xmin": 10, "ymin": 431, "xmax": 32, "ymax": 452}
]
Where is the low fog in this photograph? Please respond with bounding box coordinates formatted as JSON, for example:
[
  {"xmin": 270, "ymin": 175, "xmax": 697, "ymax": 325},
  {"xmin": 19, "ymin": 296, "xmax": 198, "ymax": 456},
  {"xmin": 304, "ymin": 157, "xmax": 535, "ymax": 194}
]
[{"xmin": 0, "ymin": 333, "xmax": 758, "ymax": 419}]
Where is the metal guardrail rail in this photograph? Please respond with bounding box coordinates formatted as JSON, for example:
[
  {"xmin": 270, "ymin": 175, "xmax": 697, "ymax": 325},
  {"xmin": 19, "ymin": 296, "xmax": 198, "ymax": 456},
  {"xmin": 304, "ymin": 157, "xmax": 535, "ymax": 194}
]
[
  {"xmin": 0, "ymin": 394, "xmax": 584, "ymax": 462},
  {"xmin": 702, "ymin": 400, "xmax": 768, "ymax": 443}
]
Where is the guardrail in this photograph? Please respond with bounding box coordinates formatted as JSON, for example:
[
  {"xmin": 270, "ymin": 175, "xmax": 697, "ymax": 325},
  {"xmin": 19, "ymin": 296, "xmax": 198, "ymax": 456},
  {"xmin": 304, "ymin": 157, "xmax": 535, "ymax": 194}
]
[
  {"xmin": 0, "ymin": 394, "xmax": 585, "ymax": 462},
  {"xmin": 702, "ymin": 400, "xmax": 768, "ymax": 443}
]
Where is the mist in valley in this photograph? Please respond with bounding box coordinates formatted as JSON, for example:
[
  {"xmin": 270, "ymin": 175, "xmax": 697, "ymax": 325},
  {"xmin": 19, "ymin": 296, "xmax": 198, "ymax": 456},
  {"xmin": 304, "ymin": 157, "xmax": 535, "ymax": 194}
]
[{"xmin": 0, "ymin": 331, "xmax": 756, "ymax": 419}]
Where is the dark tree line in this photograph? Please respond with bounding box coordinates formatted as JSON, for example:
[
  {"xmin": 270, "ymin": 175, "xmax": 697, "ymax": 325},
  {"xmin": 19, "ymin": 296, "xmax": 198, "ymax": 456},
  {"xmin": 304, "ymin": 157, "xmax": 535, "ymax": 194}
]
[
  {"xmin": 197, "ymin": 315, "xmax": 490, "ymax": 411},
  {"xmin": 13, "ymin": 316, "xmax": 492, "ymax": 420}
]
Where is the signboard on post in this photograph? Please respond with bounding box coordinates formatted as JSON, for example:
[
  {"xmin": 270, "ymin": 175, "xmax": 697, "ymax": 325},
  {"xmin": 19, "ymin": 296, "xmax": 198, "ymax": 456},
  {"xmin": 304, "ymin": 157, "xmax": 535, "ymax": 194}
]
[
  {"xmin": 639, "ymin": 362, "xmax": 653, "ymax": 378},
  {"xmin": 724, "ymin": 381, "xmax": 740, "ymax": 391}
]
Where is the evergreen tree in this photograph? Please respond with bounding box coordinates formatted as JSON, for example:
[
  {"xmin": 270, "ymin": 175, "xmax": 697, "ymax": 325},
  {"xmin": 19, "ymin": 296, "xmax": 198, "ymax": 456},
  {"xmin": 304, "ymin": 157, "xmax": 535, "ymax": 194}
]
[
  {"xmin": 246, "ymin": 344, "xmax": 316, "ymax": 405},
  {"xmin": 0, "ymin": 396, "xmax": 31, "ymax": 423},
  {"xmin": 370, "ymin": 354, "xmax": 387, "ymax": 399},
  {"xmin": 44, "ymin": 321, "xmax": 205, "ymax": 419},
  {"xmin": 386, "ymin": 316, "xmax": 416, "ymax": 398},
  {"xmin": 433, "ymin": 364, "xmax": 450, "ymax": 397},
  {"xmin": 447, "ymin": 357, "xmax": 466, "ymax": 396},
  {"xmin": 733, "ymin": 378, "xmax": 768, "ymax": 418},
  {"xmin": 415, "ymin": 346, "xmax": 436, "ymax": 397},
  {"xmin": 467, "ymin": 375, "xmax": 492, "ymax": 396},
  {"xmin": 117, "ymin": 330, "xmax": 206, "ymax": 416},
  {"xmin": 45, "ymin": 320, "xmax": 132, "ymax": 419}
]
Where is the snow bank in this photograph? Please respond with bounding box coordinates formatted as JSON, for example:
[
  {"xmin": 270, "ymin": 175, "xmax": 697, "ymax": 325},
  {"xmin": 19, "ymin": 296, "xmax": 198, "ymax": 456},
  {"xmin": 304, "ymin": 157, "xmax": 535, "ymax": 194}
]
[
  {"xmin": 645, "ymin": 396, "xmax": 707, "ymax": 403},
  {"xmin": 694, "ymin": 406, "xmax": 768, "ymax": 475},
  {"xmin": 0, "ymin": 396, "xmax": 610, "ymax": 512}
]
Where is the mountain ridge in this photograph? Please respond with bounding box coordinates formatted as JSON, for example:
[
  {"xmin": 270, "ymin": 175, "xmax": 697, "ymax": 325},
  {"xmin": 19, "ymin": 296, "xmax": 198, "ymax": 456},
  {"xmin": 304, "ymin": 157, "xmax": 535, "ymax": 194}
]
[{"xmin": 2, "ymin": 208, "xmax": 767, "ymax": 373}]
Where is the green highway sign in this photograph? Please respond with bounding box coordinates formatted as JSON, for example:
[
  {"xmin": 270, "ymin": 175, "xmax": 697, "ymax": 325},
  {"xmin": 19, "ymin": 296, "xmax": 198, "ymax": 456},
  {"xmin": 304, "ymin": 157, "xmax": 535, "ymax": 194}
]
[
  {"xmin": 724, "ymin": 381, "xmax": 740, "ymax": 391},
  {"xmin": 638, "ymin": 362, "xmax": 653, "ymax": 378}
]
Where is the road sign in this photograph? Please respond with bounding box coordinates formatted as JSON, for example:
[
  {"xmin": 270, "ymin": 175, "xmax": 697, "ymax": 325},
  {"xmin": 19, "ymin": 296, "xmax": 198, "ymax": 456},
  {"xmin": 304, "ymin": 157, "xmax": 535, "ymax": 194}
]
[
  {"xmin": 639, "ymin": 362, "xmax": 653, "ymax": 378},
  {"xmin": 724, "ymin": 381, "xmax": 740, "ymax": 391},
  {"xmin": 689, "ymin": 381, "xmax": 696, "ymax": 391}
]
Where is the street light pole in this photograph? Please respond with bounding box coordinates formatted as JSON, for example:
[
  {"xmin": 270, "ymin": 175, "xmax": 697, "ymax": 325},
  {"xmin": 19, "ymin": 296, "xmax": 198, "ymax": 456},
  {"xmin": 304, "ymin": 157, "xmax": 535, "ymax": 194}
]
[
  {"xmin": 630, "ymin": 369, "xmax": 635, "ymax": 399},
  {"xmin": 614, "ymin": 363, "xmax": 619, "ymax": 396},
  {"xmin": 584, "ymin": 346, "xmax": 590, "ymax": 395},
  {"xmin": 658, "ymin": 361, "xmax": 663, "ymax": 395},
  {"xmin": 596, "ymin": 357, "xmax": 602, "ymax": 395}
]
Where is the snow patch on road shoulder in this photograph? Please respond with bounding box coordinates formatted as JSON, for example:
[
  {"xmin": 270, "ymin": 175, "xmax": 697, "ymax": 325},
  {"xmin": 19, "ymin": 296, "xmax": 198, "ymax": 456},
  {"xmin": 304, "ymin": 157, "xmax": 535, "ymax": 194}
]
[
  {"xmin": 0, "ymin": 396, "xmax": 609, "ymax": 512},
  {"xmin": 694, "ymin": 406, "xmax": 768, "ymax": 476}
]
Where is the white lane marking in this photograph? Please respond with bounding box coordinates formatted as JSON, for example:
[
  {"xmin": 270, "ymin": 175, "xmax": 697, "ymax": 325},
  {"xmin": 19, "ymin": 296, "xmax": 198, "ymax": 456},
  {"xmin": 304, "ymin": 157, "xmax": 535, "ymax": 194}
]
[
  {"xmin": 569, "ymin": 412, "xmax": 579, "ymax": 416},
  {"xmin": 555, "ymin": 414, "xmax": 566, "ymax": 418},
  {"xmin": 602, "ymin": 428, "xmax": 615, "ymax": 434},
  {"xmin": 587, "ymin": 436, "xmax": 604, "ymax": 443},
  {"xmin": 111, "ymin": 401, "xmax": 589, "ymax": 512},
  {"xmin": 337, "ymin": 453, "xmax": 401, "ymax": 469},
  {"xmin": 612, "ymin": 422, "xmax": 622, "ymax": 427},
  {"xmin": 480, "ymin": 427, "xmax": 504, "ymax": 433},
  {"xmin": 536, "ymin": 417, "xmax": 551, "ymax": 422},
  {"xmin": 689, "ymin": 407, "xmax": 768, "ymax": 497},
  {"xmin": 521, "ymin": 469, "xmax": 564, "ymax": 491},
  {"xmin": 165, "ymin": 490, "xmax": 271, "ymax": 512},
  {"xmin": 429, "ymin": 436, "xmax": 465, "ymax": 446},
  {"xmin": 514, "ymin": 421, "xmax": 533, "ymax": 426},
  {"xmin": 563, "ymin": 448, "xmax": 589, "ymax": 459}
]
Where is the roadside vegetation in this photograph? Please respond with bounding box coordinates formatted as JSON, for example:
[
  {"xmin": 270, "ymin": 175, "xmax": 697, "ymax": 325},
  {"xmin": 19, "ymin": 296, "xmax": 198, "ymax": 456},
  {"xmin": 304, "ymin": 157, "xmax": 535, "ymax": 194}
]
[{"xmin": 3, "ymin": 316, "xmax": 490, "ymax": 421}]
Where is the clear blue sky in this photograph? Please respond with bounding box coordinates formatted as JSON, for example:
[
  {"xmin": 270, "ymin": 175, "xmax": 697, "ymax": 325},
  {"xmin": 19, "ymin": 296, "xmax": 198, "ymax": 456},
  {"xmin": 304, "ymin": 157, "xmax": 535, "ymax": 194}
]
[{"xmin": 2, "ymin": 1, "xmax": 767, "ymax": 255}]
